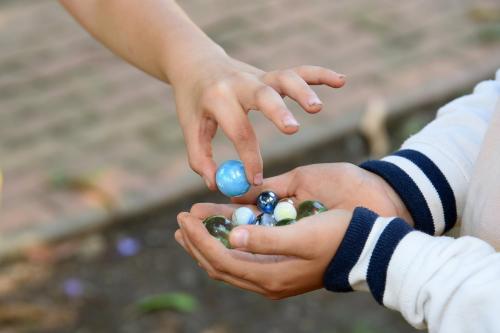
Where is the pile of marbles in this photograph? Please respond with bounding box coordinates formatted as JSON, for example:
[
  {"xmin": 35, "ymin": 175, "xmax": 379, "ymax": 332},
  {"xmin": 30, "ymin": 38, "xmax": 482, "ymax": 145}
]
[{"xmin": 203, "ymin": 190, "xmax": 327, "ymax": 248}]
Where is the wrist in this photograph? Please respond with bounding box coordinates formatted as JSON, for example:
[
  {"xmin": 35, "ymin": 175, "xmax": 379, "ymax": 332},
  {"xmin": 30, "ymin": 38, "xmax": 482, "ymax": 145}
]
[
  {"xmin": 370, "ymin": 172, "xmax": 414, "ymax": 226},
  {"xmin": 161, "ymin": 39, "xmax": 228, "ymax": 86}
]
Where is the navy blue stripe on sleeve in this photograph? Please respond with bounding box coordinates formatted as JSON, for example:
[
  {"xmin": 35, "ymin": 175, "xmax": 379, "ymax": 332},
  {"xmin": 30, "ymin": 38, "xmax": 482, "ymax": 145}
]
[
  {"xmin": 366, "ymin": 218, "xmax": 413, "ymax": 304},
  {"xmin": 360, "ymin": 160, "xmax": 435, "ymax": 235},
  {"xmin": 393, "ymin": 149, "xmax": 456, "ymax": 233},
  {"xmin": 323, "ymin": 207, "xmax": 378, "ymax": 292}
]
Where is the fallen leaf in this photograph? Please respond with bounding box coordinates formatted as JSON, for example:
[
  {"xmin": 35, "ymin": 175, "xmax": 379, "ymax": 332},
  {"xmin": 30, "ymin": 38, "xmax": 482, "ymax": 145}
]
[{"xmin": 137, "ymin": 292, "xmax": 198, "ymax": 314}]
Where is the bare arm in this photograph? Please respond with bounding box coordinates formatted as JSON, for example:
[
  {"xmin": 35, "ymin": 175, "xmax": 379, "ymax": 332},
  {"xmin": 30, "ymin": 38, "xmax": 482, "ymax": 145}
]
[
  {"xmin": 59, "ymin": 0, "xmax": 224, "ymax": 83},
  {"xmin": 60, "ymin": 0, "xmax": 346, "ymax": 191}
]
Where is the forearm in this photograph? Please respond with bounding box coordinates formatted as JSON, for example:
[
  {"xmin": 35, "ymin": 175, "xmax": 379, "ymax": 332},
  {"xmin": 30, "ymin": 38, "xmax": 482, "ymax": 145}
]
[
  {"xmin": 325, "ymin": 207, "xmax": 500, "ymax": 332},
  {"xmin": 361, "ymin": 73, "xmax": 500, "ymax": 235},
  {"xmin": 59, "ymin": 0, "xmax": 226, "ymax": 84}
]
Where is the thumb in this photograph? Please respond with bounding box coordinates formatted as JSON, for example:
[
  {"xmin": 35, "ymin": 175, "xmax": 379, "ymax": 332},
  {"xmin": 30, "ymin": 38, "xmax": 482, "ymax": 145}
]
[
  {"xmin": 231, "ymin": 170, "xmax": 295, "ymax": 204},
  {"xmin": 229, "ymin": 223, "xmax": 308, "ymax": 257}
]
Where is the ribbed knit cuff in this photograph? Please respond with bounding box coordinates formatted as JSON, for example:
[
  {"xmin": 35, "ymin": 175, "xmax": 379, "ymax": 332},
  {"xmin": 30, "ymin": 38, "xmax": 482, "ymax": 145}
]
[
  {"xmin": 360, "ymin": 149, "xmax": 457, "ymax": 235},
  {"xmin": 323, "ymin": 207, "xmax": 377, "ymax": 292},
  {"xmin": 324, "ymin": 207, "xmax": 414, "ymax": 305}
]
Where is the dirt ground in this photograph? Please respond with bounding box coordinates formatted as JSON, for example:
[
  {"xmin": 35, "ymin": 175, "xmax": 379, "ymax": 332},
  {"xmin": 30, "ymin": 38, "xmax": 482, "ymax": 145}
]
[{"xmin": 0, "ymin": 108, "xmax": 440, "ymax": 333}]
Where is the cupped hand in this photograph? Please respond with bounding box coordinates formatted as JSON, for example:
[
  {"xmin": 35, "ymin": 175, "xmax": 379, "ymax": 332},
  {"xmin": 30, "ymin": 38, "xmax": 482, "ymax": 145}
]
[
  {"xmin": 232, "ymin": 163, "xmax": 413, "ymax": 225},
  {"xmin": 176, "ymin": 204, "xmax": 351, "ymax": 299},
  {"xmin": 171, "ymin": 53, "xmax": 346, "ymax": 190}
]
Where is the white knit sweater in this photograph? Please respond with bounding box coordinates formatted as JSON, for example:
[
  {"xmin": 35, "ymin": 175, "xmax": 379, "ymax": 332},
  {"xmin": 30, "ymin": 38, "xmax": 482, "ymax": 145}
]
[{"xmin": 324, "ymin": 69, "xmax": 500, "ymax": 332}]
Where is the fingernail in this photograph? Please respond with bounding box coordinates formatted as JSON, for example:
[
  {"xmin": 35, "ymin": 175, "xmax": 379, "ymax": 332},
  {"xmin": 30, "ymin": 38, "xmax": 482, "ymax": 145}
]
[
  {"xmin": 338, "ymin": 74, "xmax": 346, "ymax": 80},
  {"xmin": 308, "ymin": 96, "xmax": 323, "ymax": 107},
  {"xmin": 231, "ymin": 229, "xmax": 249, "ymax": 248},
  {"xmin": 283, "ymin": 115, "xmax": 299, "ymax": 128},
  {"xmin": 253, "ymin": 173, "xmax": 263, "ymax": 186}
]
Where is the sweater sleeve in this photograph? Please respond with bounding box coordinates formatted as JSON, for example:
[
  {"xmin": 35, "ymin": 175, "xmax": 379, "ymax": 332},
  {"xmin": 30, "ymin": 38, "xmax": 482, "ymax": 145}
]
[
  {"xmin": 360, "ymin": 70, "xmax": 500, "ymax": 235},
  {"xmin": 324, "ymin": 207, "xmax": 500, "ymax": 333}
]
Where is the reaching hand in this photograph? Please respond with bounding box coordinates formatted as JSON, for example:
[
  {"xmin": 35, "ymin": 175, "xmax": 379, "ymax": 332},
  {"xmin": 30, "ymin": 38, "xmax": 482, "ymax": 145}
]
[{"xmin": 172, "ymin": 54, "xmax": 346, "ymax": 190}]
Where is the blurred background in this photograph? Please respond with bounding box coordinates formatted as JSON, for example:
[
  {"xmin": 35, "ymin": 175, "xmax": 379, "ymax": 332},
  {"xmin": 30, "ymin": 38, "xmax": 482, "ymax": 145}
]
[{"xmin": 1, "ymin": 0, "xmax": 500, "ymax": 332}]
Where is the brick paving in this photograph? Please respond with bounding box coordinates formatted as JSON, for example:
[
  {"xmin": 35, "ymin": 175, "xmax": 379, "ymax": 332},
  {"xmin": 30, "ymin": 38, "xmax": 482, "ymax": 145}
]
[{"xmin": 1, "ymin": 0, "xmax": 500, "ymax": 257}]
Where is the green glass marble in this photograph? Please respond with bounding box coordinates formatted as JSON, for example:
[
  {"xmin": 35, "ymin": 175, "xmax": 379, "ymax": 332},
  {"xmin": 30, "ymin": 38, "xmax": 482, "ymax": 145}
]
[
  {"xmin": 202, "ymin": 215, "xmax": 233, "ymax": 248},
  {"xmin": 275, "ymin": 218, "xmax": 296, "ymax": 226},
  {"xmin": 297, "ymin": 200, "xmax": 327, "ymax": 220}
]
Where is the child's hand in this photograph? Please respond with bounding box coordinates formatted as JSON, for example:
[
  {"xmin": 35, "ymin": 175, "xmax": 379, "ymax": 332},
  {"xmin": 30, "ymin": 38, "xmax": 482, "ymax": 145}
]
[
  {"xmin": 175, "ymin": 163, "xmax": 413, "ymax": 298},
  {"xmin": 176, "ymin": 205, "xmax": 351, "ymax": 299},
  {"xmin": 171, "ymin": 53, "xmax": 346, "ymax": 190},
  {"xmin": 232, "ymin": 163, "xmax": 414, "ymax": 225}
]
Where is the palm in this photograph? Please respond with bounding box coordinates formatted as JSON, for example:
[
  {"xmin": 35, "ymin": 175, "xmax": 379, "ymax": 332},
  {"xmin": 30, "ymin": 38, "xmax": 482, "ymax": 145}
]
[
  {"xmin": 291, "ymin": 163, "xmax": 400, "ymax": 216},
  {"xmin": 235, "ymin": 163, "xmax": 405, "ymax": 220}
]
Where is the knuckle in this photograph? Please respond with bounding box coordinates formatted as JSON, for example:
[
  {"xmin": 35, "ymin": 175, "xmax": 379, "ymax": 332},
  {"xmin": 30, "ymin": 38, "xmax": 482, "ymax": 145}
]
[
  {"xmin": 238, "ymin": 270, "xmax": 253, "ymax": 281},
  {"xmin": 254, "ymin": 85, "xmax": 273, "ymax": 103},
  {"xmin": 187, "ymin": 156, "xmax": 203, "ymax": 174},
  {"xmin": 201, "ymin": 81, "xmax": 231, "ymax": 105},
  {"xmin": 237, "ymin": 126, "xmax": 253, "ymax": 142},
  {"xmin": 229, "ymin": 124, "xmax": 254, "ymax": 143},
  {"xmin": 211, "ymin": 260, "xmax": 225, "ymax": 272},
  {"xmin": 264, "ymin": 280, "xmax": 285, "ymax": 294},
  {"xmin": 292, "ymin": 65, "xmax": 306, "ymax": 75},
  {"xmin": 229, "ymin": 71, "xmax": 251, "ymax": 82},
  {"xmin": 278, "ymin": 69, "xmax": 296, "ymax": 82},
  {"xmin": 190, "ymin": 203, "xmax": 204, "ymax": 215},
  {"xmin": 176, "ymin": 212, "xmax": 185, "ymax": 220},
  {"xmin": 207, "ymin": 270, "xmax": 220, "ymax": 280},
  {"xmin": 294, "ymin": 65, "xmax": 318, "ymax": 76},
  {"xmin": 292, "ymin": 166, "xmax": 307, "ymax": 180}
]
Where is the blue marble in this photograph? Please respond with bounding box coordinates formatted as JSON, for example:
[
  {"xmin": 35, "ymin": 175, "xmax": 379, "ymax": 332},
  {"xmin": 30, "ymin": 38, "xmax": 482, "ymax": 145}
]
[
  {"xmin": 215, "ymin": 160, "xmax": 251, "ymax": 197},
  {"xmin": 256, "ymin": 191, "xmax": 279, "ymax": 213},
  {"xmin": 232, "ymin": 207, "xmax": 257, "ymax": 226},
  {"xmin": 256, "ymin": 213, "xmax": 276, "ymax": 226}
]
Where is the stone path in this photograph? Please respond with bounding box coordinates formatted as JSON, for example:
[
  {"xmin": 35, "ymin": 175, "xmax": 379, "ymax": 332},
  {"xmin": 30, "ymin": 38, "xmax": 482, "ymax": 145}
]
[{"xmin": 1, "ymin": 0, "xmax": 500, "ymax": 257}]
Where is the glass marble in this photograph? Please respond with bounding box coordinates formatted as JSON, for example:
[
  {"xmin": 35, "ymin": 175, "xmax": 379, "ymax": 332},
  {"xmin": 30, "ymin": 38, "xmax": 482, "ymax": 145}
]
[
  {"xmin": 231, "ymin": 207, "xmax": 257, "ymax": 226},
  {"xmin": 256, "ymin": 213, "xmax": 276, "ymax": 226},
  {"xmin": 215, "ymin": 160, "xmax": 251, "ymax": 197},
  {"xmin": 297, "ymin": 200, "xmax": 327, "ymax": 220},
  {"xmin": 279, "ymin": 198, "xmax": 294, "ymax": 205},
  {"xmin": 256, "ymin": 191, "xmax": 279, "ymax": 213},
  {"xmin": 273, "ymin": 201, "xmax": 297, "ymax": 221},
  {"xmin": 275, "ymin": 218, "xmax": 296, "ymax": 226},
  {"xmin": 203, "ymin": 215, "xmax": 233, "ymax": 248}
]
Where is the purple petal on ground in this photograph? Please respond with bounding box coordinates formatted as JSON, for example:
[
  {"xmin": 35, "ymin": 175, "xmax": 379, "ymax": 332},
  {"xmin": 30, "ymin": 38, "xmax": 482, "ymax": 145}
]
[
  {"xmin": 63, "ymin": 278, "xmax": 84, "ymax": 298},
  {"xmin": 116, "ymin": 237, "xmax": 141, "ymax": 257}
]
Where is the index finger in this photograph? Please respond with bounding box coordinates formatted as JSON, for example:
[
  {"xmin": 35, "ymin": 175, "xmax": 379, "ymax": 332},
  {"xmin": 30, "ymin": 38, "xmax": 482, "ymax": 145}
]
[{"xmin": 212, "ymin": 100, "xmax": 264, "ymax": 186}]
